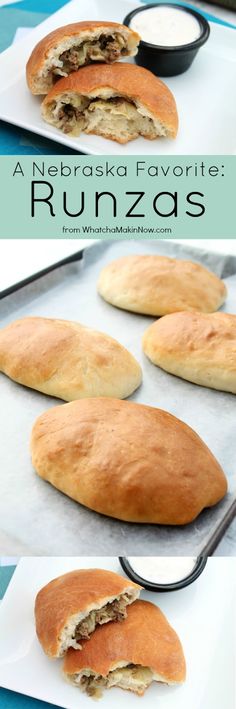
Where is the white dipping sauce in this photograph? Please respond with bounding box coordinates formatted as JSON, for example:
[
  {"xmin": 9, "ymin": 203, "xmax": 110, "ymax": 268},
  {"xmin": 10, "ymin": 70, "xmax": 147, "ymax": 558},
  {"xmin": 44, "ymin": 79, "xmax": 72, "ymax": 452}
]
[
  {"xmin": 128, "ymin": 557, "xmax": 197, "ymax": 584},
  {"xmin": 131, "ymin": 7, "xmax": 201, "ymax": 47}
]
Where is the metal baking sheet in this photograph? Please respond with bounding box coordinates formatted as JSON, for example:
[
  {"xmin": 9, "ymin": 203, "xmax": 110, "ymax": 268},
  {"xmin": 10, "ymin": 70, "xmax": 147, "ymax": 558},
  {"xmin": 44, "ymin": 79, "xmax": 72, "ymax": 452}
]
[{"xmin": 0, "ymin": 239, "xmax": 236, "ymax": 556}]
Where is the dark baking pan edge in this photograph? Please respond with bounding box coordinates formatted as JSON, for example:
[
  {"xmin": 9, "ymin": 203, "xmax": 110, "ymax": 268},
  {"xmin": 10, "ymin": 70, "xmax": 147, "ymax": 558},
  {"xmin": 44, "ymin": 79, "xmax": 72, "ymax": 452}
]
[
  {"xmin": 202, "ymin": 499, "xmax": 236, "ymax": 555},
  {"xmin": 2, "ymin": 239, "xmax": 236, "ymax": 301},
  {"xmin": 0, "ymin": 248, "xmax": 84, "ymax": 300}
]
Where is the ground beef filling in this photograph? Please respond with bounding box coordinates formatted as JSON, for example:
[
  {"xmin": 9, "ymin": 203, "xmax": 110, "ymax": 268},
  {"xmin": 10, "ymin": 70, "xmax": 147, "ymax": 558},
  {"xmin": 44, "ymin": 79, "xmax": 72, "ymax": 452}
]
[
  {"xmin": 58, "ymin": 34, "xmax": 126, "ymax": 74},
  {"xmin": 73, "ymin": 596, "xmax": 129, "ymax": 642},
  {"xmin": 56, "ymin": 97, "xmax": 135, "ymax": 134},
  {"xmin": 57, "ymin": 102, "xmax": 88, "ymax": 133}
]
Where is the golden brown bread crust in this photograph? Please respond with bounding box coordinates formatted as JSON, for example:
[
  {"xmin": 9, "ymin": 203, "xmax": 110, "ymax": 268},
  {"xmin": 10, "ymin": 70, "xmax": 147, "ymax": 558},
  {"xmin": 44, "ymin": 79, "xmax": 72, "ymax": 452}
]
[
  {"xmin": 97, "ymin": 255, "xmax": 227, "ymax": 316},
  {"xmin": 143, "ymin": 311, "xmax": 236, "ymax": 394},
  {"xmin": 26, "ymin": 21, "xmax": 140, "ymax": 94},
  {"xmin": 26, "ymin": 21, "xmax": 139, "ymax": 88},
  {"xmin": 63, "ymin": 599, "xmax": 186, "ymax": 684},
  {"xmin": 31, "ymin": 397, "xmax": 227, "ymax": 525},
  {"xmin": 35, "ymin": 568, "xmax": 141, "ymax": 658},
  {"xmin": 0, "ymin": 316, "xmax": 142, "ymax": 401},
  {"xmin": 41, "ymin": 63, "xmax": 178, "ymax": 138}
]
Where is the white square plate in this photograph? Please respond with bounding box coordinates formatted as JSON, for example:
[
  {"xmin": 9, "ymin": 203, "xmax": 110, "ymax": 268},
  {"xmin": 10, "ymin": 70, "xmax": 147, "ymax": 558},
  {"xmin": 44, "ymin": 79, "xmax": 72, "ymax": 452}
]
[
  {"xmin": 0, "ymin": 557, "xmax": 235, "ymax": 709},
  {"xmin": 0, "ymin": 0, "xmax": 235, "ymax": 154}
]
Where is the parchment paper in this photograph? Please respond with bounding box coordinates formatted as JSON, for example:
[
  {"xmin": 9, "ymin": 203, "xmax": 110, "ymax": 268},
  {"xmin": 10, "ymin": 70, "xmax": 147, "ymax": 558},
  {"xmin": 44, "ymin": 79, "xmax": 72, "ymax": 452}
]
[{"xmin": 0, "ymin": 240, "xmax": 235, "ymax": 555}]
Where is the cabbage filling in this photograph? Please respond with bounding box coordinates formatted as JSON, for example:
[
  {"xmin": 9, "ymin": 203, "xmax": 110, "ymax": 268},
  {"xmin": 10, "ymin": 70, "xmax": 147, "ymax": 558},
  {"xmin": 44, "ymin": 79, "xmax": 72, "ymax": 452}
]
[
  {"xmin": 51, "ymin": 34, "xmax": 127, "ymax": 79},
  {"xmin": 59, "ymin": 592, "xmax": 136, "ymax": 655},
  {"xmin": 72, "ymin": 594, "xmax": 131, "ymax": 643},
  {"xmin": 75, "ymin": 665, "xmax": 154, "ymax": 698},
  {"xmin": 52, "ymin": 95, "xmax": 162, "ymax": 141}
]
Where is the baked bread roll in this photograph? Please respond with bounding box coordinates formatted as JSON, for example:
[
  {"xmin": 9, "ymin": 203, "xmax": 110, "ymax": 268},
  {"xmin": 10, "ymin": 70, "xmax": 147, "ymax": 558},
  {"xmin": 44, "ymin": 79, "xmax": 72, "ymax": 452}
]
[
  {"xmin": 143, "ymin": 311, "xmax": 236, "ymax": 394},
  {"xmin": 26, "ymin": 21, "xmax": 140, "ymax": 95},
  {"xmin": 97, "ymin": 255, "xmax": 227, "ymax": 315},
  {"xmin": 41, "ymin": 63, "xmax": 178, "ymax": 143},
  {"xmin": 0, "ymin": 316, "xmax": 142, "ymax": 401},
  {"xmin": 31, "ymin": 397, "xmax": 227, "ymax": 525},
  {"xmin": 35, "ymin": 568, "xmax": 141, "ymax": 658},
  {"xmin": 63, "ymin": 599, "xmax": 186, "ymax": 697}
]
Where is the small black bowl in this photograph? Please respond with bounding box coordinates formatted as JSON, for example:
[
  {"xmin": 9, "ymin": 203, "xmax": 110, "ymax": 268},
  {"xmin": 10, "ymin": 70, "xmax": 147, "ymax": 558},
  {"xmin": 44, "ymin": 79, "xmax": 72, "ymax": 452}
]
[
  {"xmin": 119, "ymin": 556, "xmax": 207, "ymax": 592},
  {"xmin": 123, "ymin": 3, "xmax": 210, "ymax": 77}
]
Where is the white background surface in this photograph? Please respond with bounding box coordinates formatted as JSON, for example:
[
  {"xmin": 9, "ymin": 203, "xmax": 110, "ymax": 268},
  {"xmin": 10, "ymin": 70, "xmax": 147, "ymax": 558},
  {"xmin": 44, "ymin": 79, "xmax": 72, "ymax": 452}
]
[{"xmin": 0, "ymin": 556, "xmax": 235, "ymax": 709}]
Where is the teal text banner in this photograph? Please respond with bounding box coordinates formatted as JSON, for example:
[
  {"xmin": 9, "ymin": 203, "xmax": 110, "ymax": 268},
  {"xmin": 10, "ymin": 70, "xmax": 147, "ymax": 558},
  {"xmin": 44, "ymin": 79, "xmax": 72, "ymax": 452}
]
[{"xmin": 0, "ymin": 155, "xmax": 235, "ymax": 239}]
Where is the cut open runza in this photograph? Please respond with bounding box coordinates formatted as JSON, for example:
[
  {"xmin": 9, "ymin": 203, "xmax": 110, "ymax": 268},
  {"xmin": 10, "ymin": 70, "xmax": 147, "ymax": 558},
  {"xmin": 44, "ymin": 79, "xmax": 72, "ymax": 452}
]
[
  {"xmin": 63, "ymin": 600, "xmax": 186, "ymax": 698},
  {"xmin": 59, "ymin": 590, "xmax": 139, "ymax": 655},
  {"xmin": 26, "ymin": 22, "xmax": 140, "ymax": 94},
  {"xmin": 35, "ymin": 569, "xmax": 142, "ymax": 658},
  {"xmin": 41, "ymin": 64, "xmax": 179, "ymax": 143}
]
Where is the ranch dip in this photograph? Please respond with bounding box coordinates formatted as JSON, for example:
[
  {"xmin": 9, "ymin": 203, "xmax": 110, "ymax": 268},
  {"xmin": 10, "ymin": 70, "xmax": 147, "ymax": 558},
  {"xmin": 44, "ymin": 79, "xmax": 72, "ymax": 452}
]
[
  {"xmin": 130, "ymin": 7, "xmax": 201, "ymax": 47},
  {"xmin": 127, "ymin": 557, "xmax": 197, "ymax": 584}
]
